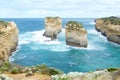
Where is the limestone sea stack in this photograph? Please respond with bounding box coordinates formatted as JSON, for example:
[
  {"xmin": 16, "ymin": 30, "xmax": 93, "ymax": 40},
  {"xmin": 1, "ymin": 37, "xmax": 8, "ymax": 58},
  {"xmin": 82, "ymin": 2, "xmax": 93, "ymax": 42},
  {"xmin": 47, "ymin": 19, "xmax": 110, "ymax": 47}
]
[
  {"xmin": 0, "ymin": 20, "xmax": 18, "ymax": 65},
  {"xmin": 95, "ymin": 16, "xmax": 120, "ymax": 44},
  {"xmin": 65, "ymin": 21, "xmax": 88, "ymax": 47},
  {"xmin": 43, "ymin": 17, "xmax": 62, "ymax": 40}
]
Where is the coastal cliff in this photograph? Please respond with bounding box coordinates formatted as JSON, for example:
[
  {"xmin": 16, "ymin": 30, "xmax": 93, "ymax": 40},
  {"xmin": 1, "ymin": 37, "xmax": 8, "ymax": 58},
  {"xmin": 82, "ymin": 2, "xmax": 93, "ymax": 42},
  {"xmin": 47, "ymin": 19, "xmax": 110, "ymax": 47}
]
[
  {"xmin": 95, "ymin": 16, "xmax": 120, "ymax": 44},
  {"xmin": 65, "ymin": 21, "xmax": 88, "ymax": 47},
  {"xmin": 0, "ymin": 20, "xmax": 18, "ymax": 65},
  {"xmin": 43, "ymin": 17, "xmax": 62, "ymax": 40}
]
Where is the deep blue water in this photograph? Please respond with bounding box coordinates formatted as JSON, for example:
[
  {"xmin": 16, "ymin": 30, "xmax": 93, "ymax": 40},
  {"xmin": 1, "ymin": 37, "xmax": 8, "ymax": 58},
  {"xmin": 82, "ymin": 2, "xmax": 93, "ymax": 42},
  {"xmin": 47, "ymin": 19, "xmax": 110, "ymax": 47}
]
[{"xmin": 1, "ymin": 18, "xmax": 120, "ymax": 73}]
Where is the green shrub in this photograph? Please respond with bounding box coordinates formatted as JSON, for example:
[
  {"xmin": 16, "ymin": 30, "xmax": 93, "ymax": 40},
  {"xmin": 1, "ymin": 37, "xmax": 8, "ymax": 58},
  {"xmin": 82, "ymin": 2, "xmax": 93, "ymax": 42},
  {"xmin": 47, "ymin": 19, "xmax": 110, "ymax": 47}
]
[
  {"xmin": 101, "ymin": 16, "xmax": 120, "ymax": 25},
  {"xmin": 0, "ymin": 31, "xmax": 5, "ymax": 35},
  {"xmin": 49, "ymin": 68, "xmax": 63, "ymax": 75},
  {"xmin": 2, "ymin": 61, "xmax": 11, "ymax": 68},
  {"xmin": 0, "ymin": 61, "xmax": 11, "ymax": 72},
  {"xmin": 107, "ymin": 68, "xmax": 118, "ymax": 72},
  {"xmin": 66, "ymin": 21, "xmax": 83, "ymax": 30},
  {"xmin": 11, "ymin": 67, "xmax": 19, "ymax": 74},
  {"xmin": 0, "ymin": 20, "xmax": 8, "ymax": 27},
  {"xmin": 58, "ymin": 78, "xmax": 69, "ymax": 80}
]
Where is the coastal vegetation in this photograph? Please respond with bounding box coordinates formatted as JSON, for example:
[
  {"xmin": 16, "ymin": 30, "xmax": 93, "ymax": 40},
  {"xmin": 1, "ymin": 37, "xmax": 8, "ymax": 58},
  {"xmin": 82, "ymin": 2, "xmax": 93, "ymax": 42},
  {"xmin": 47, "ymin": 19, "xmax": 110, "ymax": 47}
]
[
  {"xmin": 66, "ymin": 21, "xmax": 83, "ymax": 30},
  {"xmin": 101, "ymin": 16, "xmax": 120, "ymax": 25},
  {"xmin": 0, "ymin": 31, "xmax": 5, "ymax": 35},
  {"xmin": 0, "ymin": 20, "xmax": 8, "ymax": 28},
  {"xmin": 46, "ymin": 16, "xmax": 60, "ymax": 20},
  {"xmin": 107, "ymin": 67, "xmax": 118, "ymax": 72},
  {"xmin": 0, "ymin": 61, "xmax": 63, "ymax": 76}
]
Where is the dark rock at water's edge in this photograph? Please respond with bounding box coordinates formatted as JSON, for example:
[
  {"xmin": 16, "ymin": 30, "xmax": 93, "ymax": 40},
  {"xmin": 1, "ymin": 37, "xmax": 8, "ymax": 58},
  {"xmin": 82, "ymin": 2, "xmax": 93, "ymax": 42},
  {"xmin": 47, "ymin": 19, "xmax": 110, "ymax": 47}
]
[
  {"xmin": 95, "ymin": 16, "xmax": 120, "ymax": 44},
  {"xmin": 0, "ymin": 20, "xmax": 18, "ymax": 66},
  {"xmin": 65, "ymin": 21, "xmax": 88, "ymax": 48},
  {"xmin": 43, "ymin": 17, "xmax": 62, "ymax": 40}
]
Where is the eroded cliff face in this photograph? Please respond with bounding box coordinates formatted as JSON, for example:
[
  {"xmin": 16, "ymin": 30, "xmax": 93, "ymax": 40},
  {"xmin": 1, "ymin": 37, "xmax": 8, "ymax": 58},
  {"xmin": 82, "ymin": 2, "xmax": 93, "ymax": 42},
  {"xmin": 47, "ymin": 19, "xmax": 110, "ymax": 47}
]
[
  {"xmin": 43, "ymin": 17, "xmax": 62, "ymax": 40},
  {"xmin": 65, "ymin": 21, "xmax": 88, "ymax": 47},
  {"xmin": 95, "ymin": 16, "xmax": 120, "ymax": 44},
  {"xmin": 0, "ymin": 20, "xmax": 18, "ymax": 65}
]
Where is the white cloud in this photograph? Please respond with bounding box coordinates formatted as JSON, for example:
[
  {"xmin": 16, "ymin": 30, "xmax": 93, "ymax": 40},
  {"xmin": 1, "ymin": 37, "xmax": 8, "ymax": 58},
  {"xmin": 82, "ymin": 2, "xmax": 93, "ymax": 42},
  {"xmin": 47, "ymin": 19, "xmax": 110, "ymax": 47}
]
[{"xmin": 0, "ymin": 0, "xmax": 120, "ymax": 18}]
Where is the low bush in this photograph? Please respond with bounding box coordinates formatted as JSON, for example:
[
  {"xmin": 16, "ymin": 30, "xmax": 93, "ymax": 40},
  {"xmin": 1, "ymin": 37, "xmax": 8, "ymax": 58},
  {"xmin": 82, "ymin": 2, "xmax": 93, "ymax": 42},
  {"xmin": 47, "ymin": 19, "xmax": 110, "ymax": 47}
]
[
  {"xmin": 11, "ymin": 67, "xmax": 19, "ymax": 74},
  {"xmin": 107, "ymin": 68, "xmax": 118, "ymax": 72}
]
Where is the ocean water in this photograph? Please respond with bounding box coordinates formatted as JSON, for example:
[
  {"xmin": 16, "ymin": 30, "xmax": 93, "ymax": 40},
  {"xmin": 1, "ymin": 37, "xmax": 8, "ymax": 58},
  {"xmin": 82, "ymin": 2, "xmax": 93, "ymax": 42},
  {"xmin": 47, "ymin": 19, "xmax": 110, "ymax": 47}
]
[{"xmin": 1, "ymin": 18, "xmax": 120, "ymax": 73}]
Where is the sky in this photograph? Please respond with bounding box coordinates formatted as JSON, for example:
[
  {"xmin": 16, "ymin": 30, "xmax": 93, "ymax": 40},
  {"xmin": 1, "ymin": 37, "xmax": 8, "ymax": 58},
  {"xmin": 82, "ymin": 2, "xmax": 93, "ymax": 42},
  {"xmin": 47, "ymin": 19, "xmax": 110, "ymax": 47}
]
[{"xmin": 0, "ymin": 0, "xmax": 120, "ymax": 18}]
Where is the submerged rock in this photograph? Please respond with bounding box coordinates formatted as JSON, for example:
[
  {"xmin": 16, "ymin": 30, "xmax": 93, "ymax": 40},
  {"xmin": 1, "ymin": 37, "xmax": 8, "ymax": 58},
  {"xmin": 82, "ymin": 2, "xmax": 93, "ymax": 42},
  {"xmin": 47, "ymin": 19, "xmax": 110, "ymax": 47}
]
[
  {"xmin": 95, "ymin": 16, "xmax": 120, "ymax": 44},
  {"xmin": 65, "ymin": 21, "xmax": 88, "ymax": 47},
  {"xmin": 0, "ymin": 20, "xmax": 18, "ymax": 65},
  {"xmin": 43, "ymin": 17, "xmax": 62, "ymax": 40}
]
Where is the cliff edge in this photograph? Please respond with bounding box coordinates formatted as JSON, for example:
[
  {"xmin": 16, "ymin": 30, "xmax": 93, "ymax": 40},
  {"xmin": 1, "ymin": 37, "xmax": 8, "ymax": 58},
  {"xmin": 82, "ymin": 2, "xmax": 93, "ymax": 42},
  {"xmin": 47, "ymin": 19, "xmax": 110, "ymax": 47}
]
[
  {"xmin": 95, "ymin": 16, "xmax": 120, "ymax": 44},
  {"xmin": 0, "ymin": 20, "xmax": 18, "ymax": 65},
  {"xmin": 65, "ymin": 21, "xmax": 88, "ymax": 47}
]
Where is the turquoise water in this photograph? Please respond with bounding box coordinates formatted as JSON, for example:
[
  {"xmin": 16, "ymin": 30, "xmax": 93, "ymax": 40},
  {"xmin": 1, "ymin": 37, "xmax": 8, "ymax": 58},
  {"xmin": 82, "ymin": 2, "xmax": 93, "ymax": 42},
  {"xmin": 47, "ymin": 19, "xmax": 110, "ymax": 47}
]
[{"xmin": 1, "ymin": 18, "xmax": 120, "ymax": 73}]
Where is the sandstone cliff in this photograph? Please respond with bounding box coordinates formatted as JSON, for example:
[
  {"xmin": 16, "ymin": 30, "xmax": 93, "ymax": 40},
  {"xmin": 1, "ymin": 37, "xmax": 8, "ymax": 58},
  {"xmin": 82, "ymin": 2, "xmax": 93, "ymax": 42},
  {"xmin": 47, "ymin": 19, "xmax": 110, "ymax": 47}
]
[
  {"xmin": 95, "ymin": 16, "xmax": 120, "ymax": 44},
  {"xmin": 0, "ymin": 20, "xmax": 18, "ymax": 65},
  {"xmin": 43, "ymin": 17, "xmax": 62, "ymax": 40},
  {"xmin": 65, "ymin": 21, "xmax": 88, "ymax": 47}
]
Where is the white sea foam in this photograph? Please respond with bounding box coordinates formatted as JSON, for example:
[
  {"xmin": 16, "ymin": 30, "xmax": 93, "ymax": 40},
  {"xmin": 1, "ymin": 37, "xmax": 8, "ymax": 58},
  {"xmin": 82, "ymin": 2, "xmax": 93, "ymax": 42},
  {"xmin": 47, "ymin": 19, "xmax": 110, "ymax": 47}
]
[
  {"xmin": 87, "ymin": 29, "xmax": 98, "ymax": 35},
  {"xmin": 18, "ymin": 29, "xmax": 70, "ymax": 51},
  {"xmin": 18, "ymin": 29, "xmax": 108, "ymax": 52},
  {"xmin": 89, "ymin": 21, "xmax": 95, "ymax": 25},
  {"xmin": 19, "ymin": 30, "xmax": 63, "ymax": 45},
  {"xmin": 9, "ymin": 46, "xmax": 21, "ymax": 61}
]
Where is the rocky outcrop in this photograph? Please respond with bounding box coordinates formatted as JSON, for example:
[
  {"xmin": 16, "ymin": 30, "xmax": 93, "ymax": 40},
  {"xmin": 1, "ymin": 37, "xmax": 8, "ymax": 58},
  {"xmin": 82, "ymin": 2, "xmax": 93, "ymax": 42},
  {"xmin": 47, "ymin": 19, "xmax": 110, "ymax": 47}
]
[
  {"xmin": 95, "ymin": 16, "xmax": 120, "ymax": 44},
  {"xmin": 65, "ymin": 21, "xmax": 88, "ymax": 47},
  {"xmin": 0, "ymin": 20, "xmax": 18, "ymax": 65},
  {"xmin": 52, "ymin": 68, "xmax": 120, "ymax": 80},
  {"xmin": 0, "ymin": 74, "xmax": 13, "ymax": 80},
  {"xmin": 43, "ymin": 17, "xmax": 62, "ymax": 40}
]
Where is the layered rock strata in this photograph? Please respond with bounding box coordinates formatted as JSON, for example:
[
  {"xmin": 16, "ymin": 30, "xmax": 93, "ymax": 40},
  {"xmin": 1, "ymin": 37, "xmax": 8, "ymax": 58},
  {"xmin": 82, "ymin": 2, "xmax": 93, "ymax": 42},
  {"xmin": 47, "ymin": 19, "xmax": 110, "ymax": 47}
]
[
  {"xmin": 95, "ymin": 16, "xmax": 120, "ymax": 44},
  {"xmin": 43, "ymin": 17, "xmax": 62, "ymax": 40},
  {"xmin": 65, "ymin": 21, "xmax": 88, "ymax": 47},
  {"xmin": 0, "ymin": 20, "xmax": 18, "ymax": 65}
]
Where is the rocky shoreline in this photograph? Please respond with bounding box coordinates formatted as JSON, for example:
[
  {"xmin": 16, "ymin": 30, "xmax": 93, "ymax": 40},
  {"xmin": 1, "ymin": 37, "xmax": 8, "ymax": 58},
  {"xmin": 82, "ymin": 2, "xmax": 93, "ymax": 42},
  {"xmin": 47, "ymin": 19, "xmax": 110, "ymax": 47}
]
[{"xmin": 52, "ymin": 68, "xmax": 120, "ymax": 80}]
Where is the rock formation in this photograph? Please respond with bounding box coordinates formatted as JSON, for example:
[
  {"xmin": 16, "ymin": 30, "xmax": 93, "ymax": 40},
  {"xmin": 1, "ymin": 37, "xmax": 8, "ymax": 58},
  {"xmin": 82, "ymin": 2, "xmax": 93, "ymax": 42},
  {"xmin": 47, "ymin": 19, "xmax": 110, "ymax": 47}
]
[
  {"xmin": 43, "ymin": 17, "xmax": 62, "ymax": 40},
  {"xmin": 95, "ymin": 16, "xmax": 120, "ymax": 44},
  {"xmin": 65, "ymin": 21, "xmax": 88, "ymax": 47},
  {"xmin": 0, "ymin": 20, "xmax": 18, "ymax": 65},
  {"xmin": 52, "ymin": 68, "xmax": 120, "ymax": 80}
]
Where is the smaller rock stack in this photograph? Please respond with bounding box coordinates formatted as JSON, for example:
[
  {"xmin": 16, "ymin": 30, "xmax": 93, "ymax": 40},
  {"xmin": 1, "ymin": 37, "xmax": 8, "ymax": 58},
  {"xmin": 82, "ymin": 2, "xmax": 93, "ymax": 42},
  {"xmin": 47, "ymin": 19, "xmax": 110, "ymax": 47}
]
[
  {"xmin": 65, "ymin": 21, "xmax": 88, "ymax": 47},
  {"xmin": 43, "ymin": 17, "xmax": 62, "ymax": 40}
]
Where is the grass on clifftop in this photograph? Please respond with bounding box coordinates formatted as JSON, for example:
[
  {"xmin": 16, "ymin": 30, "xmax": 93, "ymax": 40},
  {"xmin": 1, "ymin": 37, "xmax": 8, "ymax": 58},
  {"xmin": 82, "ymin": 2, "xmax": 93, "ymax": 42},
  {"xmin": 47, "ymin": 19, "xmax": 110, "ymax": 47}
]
[
  {"xmin": 0, "ymin": 20, "xmax": 8, "ymax": 28},
  {"xmin": 65, "ymin": 21, "xmax": 83, "ymax": 30},
  {"xmin": 46, "ymin": 16, "xmax": 61, "ymax": 20},
  {"xmin": 0, "ymin": 61, "xmax": 63, "ymax": 76},
  {"xmin": 101, "ymin": 16, "xmax": 120, "ymax": 25}
]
